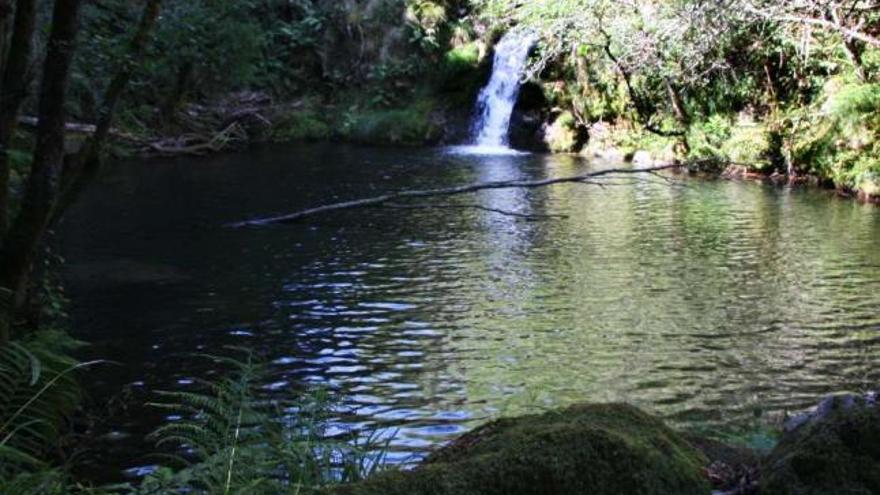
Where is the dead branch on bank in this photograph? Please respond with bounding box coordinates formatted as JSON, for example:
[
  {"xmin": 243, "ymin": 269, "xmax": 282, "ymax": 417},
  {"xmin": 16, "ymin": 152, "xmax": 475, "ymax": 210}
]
[
  {"xmin": 231, "ymin": 162, "xmax": 691, "ymax": 227},
  {"xmin": 144, "ymin": 122, "xmax": 248, "ymax": 156},
  {"xmin": 18, "ymin": 91, "xmax": 277, "ymax": 158}
]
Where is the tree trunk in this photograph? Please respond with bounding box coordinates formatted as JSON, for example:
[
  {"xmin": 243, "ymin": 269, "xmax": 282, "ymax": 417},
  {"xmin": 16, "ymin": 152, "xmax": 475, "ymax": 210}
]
[
  {"xmin": 53, "ymin": 0, "xmax": 163, "ymax": 222},
  {"xmin": 664, "ymin": 78, "xmax": 690, "ymax": 126},
  {"xmin": 0, "ymin": 0, "xmax": 82, "ymax": 343},
  {"xmin": 161, "ymin": 61, "xmax": 194, "ymax": 126},
  {"xmin": 0, "ymin": 0, "xmax": 10, "ymax": 240},
  {"xmin": 0, "ymin": 0, "xmax": 11, "ymax": 76},
  {"xmin": 842, "ymin": 39, "xmax": 866, "ymax": 82},
  {"xmin": 0, "ymin": 0, "xmax": 38, "ymax": 238},
  {"xmin": 0, "ymin": 286, "xmax": 10, "ymax": 343}
]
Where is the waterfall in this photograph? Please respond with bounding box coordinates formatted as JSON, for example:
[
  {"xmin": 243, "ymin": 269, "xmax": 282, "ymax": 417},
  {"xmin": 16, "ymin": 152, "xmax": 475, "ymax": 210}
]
[{"xmin": 469, "ymin": 30, "xmax": 536, "ymax": 152}]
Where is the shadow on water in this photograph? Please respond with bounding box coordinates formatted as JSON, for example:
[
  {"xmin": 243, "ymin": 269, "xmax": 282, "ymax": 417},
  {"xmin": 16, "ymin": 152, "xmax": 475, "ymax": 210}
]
[{"xmin": 60, "ymin": 143, "xmax": 880, "ymax": 480}]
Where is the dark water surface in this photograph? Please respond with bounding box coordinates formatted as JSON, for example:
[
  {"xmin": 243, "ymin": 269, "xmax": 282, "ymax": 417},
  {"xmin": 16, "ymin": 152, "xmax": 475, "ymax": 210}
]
[{"xmin": 61, "ymin": 143, "xmax": 880, "ymax": 478}]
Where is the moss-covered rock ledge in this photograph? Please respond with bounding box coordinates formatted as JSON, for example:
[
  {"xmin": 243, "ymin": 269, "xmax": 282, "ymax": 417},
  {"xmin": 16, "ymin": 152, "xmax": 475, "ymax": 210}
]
[
  {"xmin": 326, "ymin": 395, "xmax": 880, "ymax": 495},
  {"xmin": 328, "ymin": 403, "xmax": 711, "ymax": 495},
  {"xmin": 761, "ymin": 392, "xmax": 880, "ymax": 495}
]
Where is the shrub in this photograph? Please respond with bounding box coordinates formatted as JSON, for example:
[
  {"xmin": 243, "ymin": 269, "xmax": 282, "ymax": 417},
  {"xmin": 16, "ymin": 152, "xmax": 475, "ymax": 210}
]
[
  {"xmin": 686, "ymin": 115, "xmax": 733, "ymax": 162},
  {"xmin": 720, "ymin": 122, "xmax": 772, "ymax": 169},
  {"xmin": 789, "ymin": 79, "xmax": 880, "ymax": 191}
]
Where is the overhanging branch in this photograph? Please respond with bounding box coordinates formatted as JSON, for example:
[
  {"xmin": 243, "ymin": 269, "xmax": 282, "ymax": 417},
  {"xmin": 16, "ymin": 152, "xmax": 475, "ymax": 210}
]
[{"xmin": 745, "ymin": 5, "xmax": 880, "ymax": 47}]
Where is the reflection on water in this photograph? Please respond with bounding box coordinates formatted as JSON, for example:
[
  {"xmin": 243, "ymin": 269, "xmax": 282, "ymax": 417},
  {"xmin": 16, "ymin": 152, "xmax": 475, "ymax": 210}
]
[{"xmin": 61, "ymin": 144, "xmax": 880, "ymax": 478}]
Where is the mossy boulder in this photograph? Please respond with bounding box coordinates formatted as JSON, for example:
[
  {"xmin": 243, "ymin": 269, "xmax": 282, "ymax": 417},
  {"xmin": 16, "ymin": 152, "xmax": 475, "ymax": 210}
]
[
  {"xmin": 544, "ymin": 111, "xmax": 587, "ymax": 153},
  {"xmin": 327, "ymin": 403, "xmax": 710, "ymax": 495},
  {"xmin": 761, "ymin": 393, "xmax": 880, "ymax": 495}
]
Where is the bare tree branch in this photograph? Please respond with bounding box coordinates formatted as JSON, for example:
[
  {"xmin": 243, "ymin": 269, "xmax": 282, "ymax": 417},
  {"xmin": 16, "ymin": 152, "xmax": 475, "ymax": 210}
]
[
  {"xmin": 744, "ymin": 4, "xmax": 880, "ymax": 47},
  {"xmin": 230, "ymin": 163, "xmax": 688, "ymax": 227}
]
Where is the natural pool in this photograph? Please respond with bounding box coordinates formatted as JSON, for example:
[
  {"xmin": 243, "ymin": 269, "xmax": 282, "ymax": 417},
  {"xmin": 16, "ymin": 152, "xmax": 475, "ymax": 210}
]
[{"xmin": 61, "ymin": 143, "xmax": 880, "ymax": 479}]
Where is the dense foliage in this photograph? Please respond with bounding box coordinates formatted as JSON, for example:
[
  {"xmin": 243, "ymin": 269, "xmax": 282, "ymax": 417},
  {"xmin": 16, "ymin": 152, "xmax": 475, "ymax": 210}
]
[{"xmin": 474, "ymin": 0, "xmax": 879, "ymax": 192}]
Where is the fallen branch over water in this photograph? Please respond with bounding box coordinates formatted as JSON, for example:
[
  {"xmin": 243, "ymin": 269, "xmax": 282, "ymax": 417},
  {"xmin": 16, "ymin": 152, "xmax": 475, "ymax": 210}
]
[
  {"xmin": 381, "ymin": 202, "xmax": 569, "ymax": 220},
  {"xmin": 230, "ymin": 162, "xmax": 687, "ymax": 227}
]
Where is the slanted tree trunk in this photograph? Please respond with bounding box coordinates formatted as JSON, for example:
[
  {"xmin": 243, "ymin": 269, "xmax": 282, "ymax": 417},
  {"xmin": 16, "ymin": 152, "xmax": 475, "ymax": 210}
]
[
  {"xmin": 0, "ymin": 0, "xmax": 83, "ymax": 343},
  {"xmin": 0, "ymin": 0, "xmax": 163, "ymax": 345},
  {"xmin": 53, "ymin": 0, "xmax": 163, "ymax": 222},
  {"xmin": 842, "ymin": 39, "xmax": 867, "ymax": 82},
  {"xmin": 599, "ymin": 34, "xmax": 686, "ymax": 139}
]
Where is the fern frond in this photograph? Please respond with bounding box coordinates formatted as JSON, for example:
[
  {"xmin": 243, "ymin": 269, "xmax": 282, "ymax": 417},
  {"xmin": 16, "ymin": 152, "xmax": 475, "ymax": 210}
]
[
  {"xmin": 0, "ymin": 332, "xmax": 94, "ymax": 477},
  {"xmin": 143, "ymin": 350, "xmax": 393, "ymax": 494}
]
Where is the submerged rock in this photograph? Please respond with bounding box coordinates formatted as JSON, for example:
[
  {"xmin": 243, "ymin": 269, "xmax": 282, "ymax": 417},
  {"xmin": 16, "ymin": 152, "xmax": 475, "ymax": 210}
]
[
  {"xmin": 328, "ymin": 403, "xmax": 710, "ymax": 495},
  {"xmin": 760, "ymin": 392, "xmax": 880, "ymax": 495}
]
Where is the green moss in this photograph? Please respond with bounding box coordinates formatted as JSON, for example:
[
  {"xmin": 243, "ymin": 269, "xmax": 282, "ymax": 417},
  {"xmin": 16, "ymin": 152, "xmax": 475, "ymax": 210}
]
[
  {"xmin": 445, "ymin": 42, "xmax": 481, "ymax": 70},
  {"xmin": 343, "ymin": 99, "xmax": 442, "ymax": 146},
  {"xmin": 760, "ymin": 399, "xmax": 880, "ymax": 495},
  {"xmin": 270, "ymin": 110, "xmax": 332, "ymax": 142},
  {"xmin": 326, "ymin": 403, "xmax": 710, "ymax": 495},
  {"xmin": 437, "ymin": 41, "xmax": 489, "ymax": 107}
]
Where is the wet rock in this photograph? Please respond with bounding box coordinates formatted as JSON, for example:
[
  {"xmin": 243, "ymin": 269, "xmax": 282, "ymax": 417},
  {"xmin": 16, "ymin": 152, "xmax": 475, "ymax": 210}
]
[
  {"xmin": 582, "ymin": 122, "xmax": 624, "ymax": 160},
  {"xmin": 327, "ymin": 403, "xmax": 710, "ymax": 495},
  {"xmin": 507, "ymin": 108, "xmax": 547, "ymax": 151},
  {"xmin": 588, "ymin": 148, "xmax": 626, "ymax": 161},
  {"xmin": 761, "ymin": 391, "xmax": 879, "ymax": 495},
  {"xmin": 856, "ymin": 178, "xmax": 880, "ymax": 203},
  {"xmin": 508, "ymin": 82, "xmax": 550, "ymax": 151},
  {"xmin": 782, "ymin": 391, "xmax": 877, "ymax": 433},
  {"xmin": 633, "ymin": 150, "xmax": 655, "ymax": 166}
]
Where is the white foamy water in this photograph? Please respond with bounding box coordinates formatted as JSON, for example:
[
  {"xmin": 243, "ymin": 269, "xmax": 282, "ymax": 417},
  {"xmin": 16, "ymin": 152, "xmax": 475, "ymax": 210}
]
[{"xmin": 467, "ymin": 30, "xmax": 536, "ymax": 153}]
